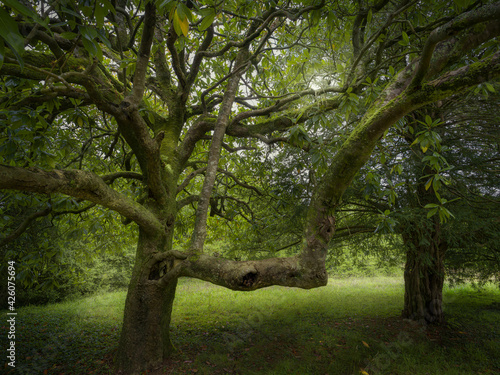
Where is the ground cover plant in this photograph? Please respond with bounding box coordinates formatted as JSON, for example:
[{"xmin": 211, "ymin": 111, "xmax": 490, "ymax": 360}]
[{"xmin": 2, "ymin": 277, "xmax": 499, "ymax": 375}]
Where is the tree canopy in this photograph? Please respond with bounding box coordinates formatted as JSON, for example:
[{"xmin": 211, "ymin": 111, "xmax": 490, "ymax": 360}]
[{"xmin": 1, "ymin": 0, "xmax": 499, "ymax": 372}]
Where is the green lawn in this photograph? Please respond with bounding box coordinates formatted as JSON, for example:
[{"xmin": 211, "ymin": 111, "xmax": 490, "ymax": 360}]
[{"xmin": 2, "ymin": 277, "xmax": 499, "ymax": 374}]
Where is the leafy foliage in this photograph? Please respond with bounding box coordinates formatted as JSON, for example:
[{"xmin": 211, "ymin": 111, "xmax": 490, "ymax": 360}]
[{"xmin": 0, "ymin": 0, "xmax": 499, "ymax": 369}]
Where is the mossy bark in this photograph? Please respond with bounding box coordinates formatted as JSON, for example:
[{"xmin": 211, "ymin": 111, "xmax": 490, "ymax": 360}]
[
  {"xmin": 116, "ymin": 231, "xmax": 177, "ymax": 374},
  {"xmin": 402, "ymin": 223, "xmax": 447, "ymax": 324}
]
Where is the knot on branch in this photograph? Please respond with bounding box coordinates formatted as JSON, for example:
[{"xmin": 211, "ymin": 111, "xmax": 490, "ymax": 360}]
[
  {"xmin": 155, "ymin": 131, "xmax": 165, "ymax": 145},
  {"xmin": 318, "ymin": 215, "xmax": 335, "ymax": 242},
  {"xmin": 148, "ymin": 250, "xmax": 187, "ymax": 280},
  {"xmin": 241, "ymin": 271, "xmax": 258, "ymax": 288},
  {"xmin": 120, "ymin": 99, "xmax": 138, "ymax": 118}
]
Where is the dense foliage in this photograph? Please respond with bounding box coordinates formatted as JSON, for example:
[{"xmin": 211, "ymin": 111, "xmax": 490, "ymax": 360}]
[{"xmin": 0, "ymin": 0, "xmax": 499, "ymax": 372}]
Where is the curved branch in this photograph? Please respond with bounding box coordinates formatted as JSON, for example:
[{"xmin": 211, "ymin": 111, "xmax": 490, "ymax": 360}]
[
  {"xmin": 0, "ymin": 206, "xmax": 52, "ymax": 247},
  {"xmin": 176, "ymin": 167, "xmax": 207, "ymax": 194},
  {"xmin": 186, "ymin": 25, "xmax": 214, "ymax": 91},
  {"xmin": 176, "ymin": 194, "xmax": 199, "ymax": 210},
  {"xmin": 217, "ymin": 169, "xmax": 263, "ymax": 196},
  {"xmin": 411, "ymin": 1, "xmax": 500, "ymax": 87},
  {"xmin": 178, "ymin": 253, "xmax": 327, "ymax": 291},
  {"xmin": 0, "ymin": 165, "xmax": 163, "ymax": 234}
]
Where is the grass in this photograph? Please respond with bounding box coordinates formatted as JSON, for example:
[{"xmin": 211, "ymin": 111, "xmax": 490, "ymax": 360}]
[{"xmin": 1, "ymin": 277, "xmax": 499, "ymax": 374}]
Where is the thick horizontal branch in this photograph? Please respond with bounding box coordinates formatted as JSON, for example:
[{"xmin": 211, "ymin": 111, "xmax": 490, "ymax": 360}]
[
  {"xmin": 178, "ymin": 253, "xmax": 327, "ymax": 291},
  {"xmin": 230, "ymin": 86, "xmax": 344, "ymax": 125},
  {"xmin": 0, "ymin": 165, "xmax": 163, "ymax": 234}
]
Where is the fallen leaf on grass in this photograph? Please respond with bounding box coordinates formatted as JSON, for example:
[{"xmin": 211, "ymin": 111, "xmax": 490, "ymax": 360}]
[{"xmin": 362, "ymin": 341, "xmax": 370, "ymax": 348}]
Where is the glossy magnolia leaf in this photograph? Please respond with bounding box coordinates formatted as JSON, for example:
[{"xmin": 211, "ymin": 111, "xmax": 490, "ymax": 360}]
[
  {"xmin": 94, "ymin": 0, "xmax": 115, "ymax": 28},
  {"xmin": 425, "ymin": 115, "xmax": 432, "ymax": 126},
  {"xmin": 176, "ymin": 2, "xmax": 193, "ymax": 22},
  {"xmin": 1, "ymin": 0, "xmax": 46, "ymax": 26},
  {"xmin": 427, "ymin": 207, "xmax": 438, "ymax": 219},
  {"xmin": 172, "ymin": 10, "xmax": 189, "ymax": 37},
  {"xmin": 0, "ymin": 7, "xmax": 24, "ymax": 69},
  {"xmin": 424, "ymin": 177, "xmax": 433, "ymax": 191},
  {"xmin": 199, "ymin": 9, "xmax": 215, "ymax": 31},
  {"xmin": 485, "ymin": 83, "xmax": 495, "ymax": 93}
]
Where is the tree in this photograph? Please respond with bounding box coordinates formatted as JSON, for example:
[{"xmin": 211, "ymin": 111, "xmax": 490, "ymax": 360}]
[
  {"xmin": 1, "ymin": 0, "xmax": 499, "ymax": 372},
  {"xmin": 340, "ymin": 90, "xmax": 500, "ymax": 323}
]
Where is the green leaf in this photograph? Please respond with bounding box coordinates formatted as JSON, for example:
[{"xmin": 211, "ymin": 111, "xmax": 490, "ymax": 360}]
[
  {"xmin": 424, "ymin": 177, "xmax": 433, "ymax": 191},
  {"xmin": 399, "ymin": 31, "xmax": 409, "ymax": 46},
  {"xmin": 367, "ymin": 9, "xmax": 373, "ymax": 24},
  {"xmin": 158, "ymin": 0, "xmax": 174, "ymax": 10},
  {"xmin": 172, "ymin": 10, "xmax": 187, "ymax": 37},
  {"xmin": 82, "ymin": 38, "xmax": 99, "ymax": 58},
  {"xmin": 60, "ymin": 32, "xmax": 78, "ymax": 40},
  {"xmin": 177, "ymin": 2, "xmax": 193, "ymax": 22},
  {"xmin": 485, "ymin": 83, "xmax": 495, "ymax": 93},
  {"xmin": 199, "ymin": 10, "xmax": 215, "ymax": 31},
  {"xmin": 1, "ymin": 0, "xmax": 45, "ymax": 25},
  {"xmin": 0, "ymin": 7, "xmax": 25, "ymax": 69},
  {"xmin": 425, "ymin": 115, "xmax": 432, "ymax": 126},
  {"xmin": 95, "ymin": 3, "xmax": 106, "ymax": 29},
  {"xmin": 427, "ymin": 207, "xmax": 438, "ymax": 218}
]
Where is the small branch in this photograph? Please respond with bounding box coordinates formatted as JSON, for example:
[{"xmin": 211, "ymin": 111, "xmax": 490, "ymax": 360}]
[
  {"xmin": 177, "ymin": 167, "xmax": 207, "ymax": 194},
  {"xmin": 52, "ymin": 203, "xmax": 97, "ymax": 216},
  {"xmin": 217, "ymin": 169, "xmax": 263, "ymax": 196},
  {"xmin": 177, "ymin": 194, "xmax": 199, "ymax": 210},
  {"xmin": 166, "ymin": 26, "xmax": 187, "ymax": 87},
  {"xmin": 0, "ymin": 206, "xmax": 52, "ymax": 247},
  {"xmin": 101, "ymin": 171, "xmax": 144, "ymax": 184},
  {"xmin": 411, "ymin": 1, "xmax": 500, "ymax": 88},
  {"xmin": 186, "ymin": 25, "xmax": 214, "ymax": 91},
  {"xmin": 5, "ymin": 57, "xmax": 75, "ymax": 91},
  {"xmin": 130, "ymin": 1, "xmax": 156, "ymax": 103}
]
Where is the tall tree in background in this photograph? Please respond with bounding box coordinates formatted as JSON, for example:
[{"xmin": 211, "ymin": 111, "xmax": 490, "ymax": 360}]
[
  {"xmin": 342, "ymin": 90, "xmax": 500, "ymax": 324},
  {"xmin": 0, "ymin": 0, "xmax": 499, "ymax": 372}
]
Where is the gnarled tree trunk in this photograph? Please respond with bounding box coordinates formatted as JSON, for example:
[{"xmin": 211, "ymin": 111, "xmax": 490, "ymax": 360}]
[
  {"xmin": 116, "ymin": 231, "xmax": 178, "ymax": 373},
  {"xmin": 402, "ymin": 222, "xmax": 448, "ymax": 323}
]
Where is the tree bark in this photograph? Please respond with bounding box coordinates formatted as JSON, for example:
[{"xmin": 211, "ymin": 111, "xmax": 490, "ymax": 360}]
[
  {"xmin": 116, "ymin": 231, "xmax": 178, "ymax": 373},
  {"xmin": 402, "ymin": 221, "xmax": 447, "ymax": 323}
]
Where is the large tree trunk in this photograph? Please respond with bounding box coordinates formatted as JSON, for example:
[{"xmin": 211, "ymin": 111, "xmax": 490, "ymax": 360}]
[
  {"xmin": 402, "ymin": 222, "xmax": 447, "ymax": 323},
  {"xmin": 116, "ymin": 231, "xmax": 178, "ymax": 374}
]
